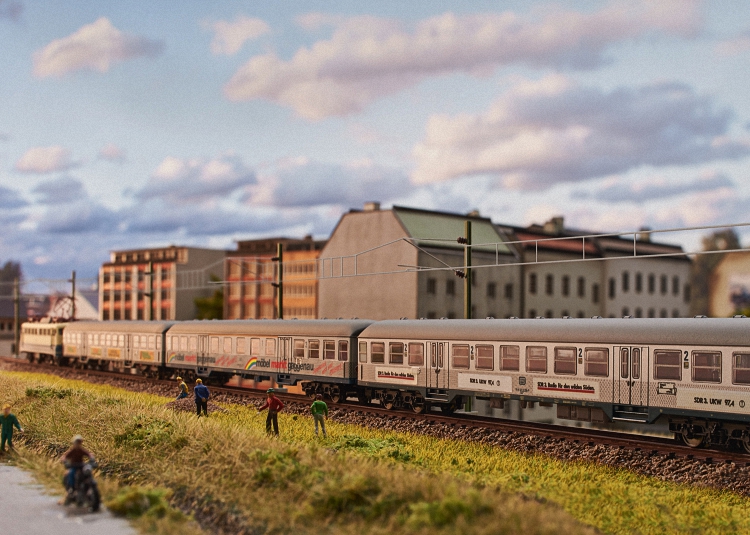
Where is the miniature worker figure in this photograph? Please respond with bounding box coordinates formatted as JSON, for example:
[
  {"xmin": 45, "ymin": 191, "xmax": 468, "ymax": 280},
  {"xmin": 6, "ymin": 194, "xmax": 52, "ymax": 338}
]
[
  {"xmin": 310, "ymin": 394, "xmax": 328, "ymax": 438},
  {"xmin": 194, "ymin": 378, "xmax": 210, "ymax": 417},
  {"xmin": 175, "ymin": 377, "xmax": 188, "ymax": 400},
  {"xmin": 61, "ymin": 435, "xmax": 95, "ymax": 492},
  {"xmin": 258, "ymin": 388, "xmax": 284, "ymax": 436},
  {"xmin": 0, "ymin": 404, "xmax": 22, "ymax": 453}
]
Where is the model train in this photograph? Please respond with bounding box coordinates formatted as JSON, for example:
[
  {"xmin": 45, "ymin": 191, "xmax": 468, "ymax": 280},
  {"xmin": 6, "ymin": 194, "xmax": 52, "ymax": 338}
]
[{"xmin": 18, "ymin": 316, "xmax": 750, "ymax": 452}]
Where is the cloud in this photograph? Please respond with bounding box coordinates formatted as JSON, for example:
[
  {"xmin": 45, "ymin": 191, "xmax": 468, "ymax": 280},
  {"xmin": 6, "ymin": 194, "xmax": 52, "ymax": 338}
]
[
  {"xmin": 15, "ymin": 146, "xmax": 79, "ymax": 174},
  {"xmin": 98, "ymin": 143, "xmax": 126, "ymax": 162},
  {"xmin": 412, "ymin": 76, "xmax": 750, "ymax": 188},
  {"xmin": 715, "ymin": 30, "xmax": 750, "ymax": 56},
  {"xmin": 136, "ymin": 153, "xmax": 256, "ymax": 204},
  {"xmin": 203, "ymin": 15, "xmax": 270, "ymax": 55},
  {"xmin": 33, "ymin": 17, "xmax": 164, "ymax": 78},
  {"xmin": 245, "ymin": 158, "xmax": 412, "ymax": 208},
  {"xmin": 224, "ymin": 1, "xmax": 701, "ymax": 119},
  {"xmin": 35, "ymin": 201, "xmax": 118, "ymax": 234},
  {"xmin": 0, "ymin": 0, "xmax": 22, "ymax": 21},
  {"xmin": 32, "ymin": 176, "xmax": 87, "ymax": 204},
  {"xmin": 573, "ymin": 172, "xmax": 735, "ymax": 203},
  {"xmin": 0, "ymin": 185, "xmax": 27, "ymax": 208}
]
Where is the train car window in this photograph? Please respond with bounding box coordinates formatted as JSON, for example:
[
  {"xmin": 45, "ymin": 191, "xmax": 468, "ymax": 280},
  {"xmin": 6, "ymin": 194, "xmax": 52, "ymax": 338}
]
[
  {"xmin": 338, "ymin": 341, "xmax": 348, "ymax": 361},
  {"xmin": 733, "ymin": 353, "xmax": 750, "ymax": 384},
  {"xmin": 554, "ymin": 347, "xmax": 577, "ymax": 374},
  {"xmin": 371, "ymin": 342, "xmax": 385, "ymax": 364},
  {"xmin": 180, "ymin": 336, "xmax": 188, "ymax": 351},
  {"xmin": 250, "ymin": 338, "xmax": 261, "ymax": 356},
  {"xmin": 408, "ymin": 343, "xmax": 424, "ymax": 366},
  {"xmin": 389, "ymin": 342, "xmax": 404, "ymax": 364},
  {"xmin": 584, "ymin": 348, "xmax": 609, "ymax": 377},
  {"xmin": 294, "ymin": 339, "xmax": 305, "ymax": 359},
  {"xmin": 526, "ymin": 346, "xmax": 547, "ymax": 373},
  {"xmin": 88, "ymin": 334, "xmax": 93, "ymax": 345},
  {"xmin": 223, "ymin": 337, "xmax": 233, "ymax": 354},
  {"xmin": 134, "ymin": 336, "xmax": 140, "ymax": 349},
  {"xmin": 324, "ymin": 340, "xmax": 336, "ymax": 360},
  {"xmin": 118, "ymin": 335, "xmax": 125, "ymax": 347},
  {"xmin": 632, "ymin": 348, "xmax": 641, "ymax": 379},
  {"xmin": 452, "ymin": 345, "xmax": 470, "ymax": 369},
  {"xmin": 476, "ymin": 345, "xmax": 494, "ymax": 370},
  {"xmin": 620, "ymin": 348, "xmax": 629, "ymax": 379},
  {"xmin": 500, "ymin": 345, "xmax": 520, "ymax": 371},
  {"xmin": 236, "ymin": 337, "xmax": 247, "ymax": 355},
  {"xmin": 156, "ymin": 337, "xmax": 161, "ymax": 350},
  {"xmin": 169, "ymin": 336, "xmax": 176, "ymax": 351},
  {"xmin": 654, "ymin": 350, "xmax": 682, "ymax": 380},
  {"xmin": 189, "ymin": 336, "xmax": 198, "ymax": 351},
  {"xmin": 309, "ymin": 340, "xmax": 320, "ymax": 359},
  {"xmin": 359, "ymin": 342, "xmax": 367, "ymax": 363},
  {"xmin": 266, "ymin": 339, "xmax": 276, "ymax": 356},
  {"xmin": 692, "ymin": 351, "xmax": 721, "ymax": 383},
  {"xmin": 149, "ymin": 335, "xmax": 155, "ymax": 350}
]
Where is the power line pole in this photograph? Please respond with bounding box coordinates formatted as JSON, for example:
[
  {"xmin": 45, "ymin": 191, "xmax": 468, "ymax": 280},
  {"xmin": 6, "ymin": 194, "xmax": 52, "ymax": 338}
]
[
  {"xmin": 272, "ymin": 243, "xmax": 283, "ymax": 319},
  {"xmin": 13, "ymin": 277, "xmax": 19, "ymax": 357},
  {"xmin": 146, "ymin": 262, "xmax": 154, "ymax": 320},
  {"xmin": 69, "ymin": 270, "xmax": 76, "ymax": 321},
  {"xmin": 463, "ymin": 220, "xmax": 472, "ymax": 319}
]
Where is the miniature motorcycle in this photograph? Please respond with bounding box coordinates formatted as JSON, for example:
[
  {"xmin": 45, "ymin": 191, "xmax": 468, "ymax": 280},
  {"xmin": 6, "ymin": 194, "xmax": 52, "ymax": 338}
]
[{"xmin": 63, "ymin": 460, "xmax": 101, "ymax": 512}]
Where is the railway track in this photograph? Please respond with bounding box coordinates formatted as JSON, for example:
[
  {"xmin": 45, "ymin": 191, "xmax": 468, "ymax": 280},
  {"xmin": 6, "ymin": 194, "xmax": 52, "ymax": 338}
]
[{"xmin": 3, "ymin": 355, "xmax": 747, "ymax": 466}]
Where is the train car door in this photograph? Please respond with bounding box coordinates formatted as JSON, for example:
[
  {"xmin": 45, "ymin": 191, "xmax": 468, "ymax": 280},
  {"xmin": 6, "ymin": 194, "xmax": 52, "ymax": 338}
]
[
  {"xmin": 427, "ymin": 342, "xmax": 448, "ymax": 390},
  {"xmin": 278, "ymin": 337, "xmax": 291, "ymax": 373},
  {"xmin": 614, "ymin": 346, "xmax": 649, "ymax": 406},
  {"xmin": 197, "ymin": 335, "xmax": 209, "ymax": 369}
]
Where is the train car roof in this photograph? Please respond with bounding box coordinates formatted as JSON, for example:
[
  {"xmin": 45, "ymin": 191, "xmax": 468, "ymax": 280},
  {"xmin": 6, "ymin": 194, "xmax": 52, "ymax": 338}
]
[
  {"xmin": 21, "ymin": 322, "xmax": 67, "ymax": 328},
  {"xmin": 63, "ymin": 321, "xmax": 176, "ymax": 333},
  {"xmin": 359, "ymin": 318, "xmax": 750, "ymax": 347},
  {"xmin": 167, "ymin": 319, "xmax": 374, "ymax": 337}
]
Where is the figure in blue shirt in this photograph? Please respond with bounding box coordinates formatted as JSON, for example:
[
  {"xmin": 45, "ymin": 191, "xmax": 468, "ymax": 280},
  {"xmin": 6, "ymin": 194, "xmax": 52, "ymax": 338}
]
[{"xmin": 194, "ymin": 378, "xmax": 210, "ymax": 417}]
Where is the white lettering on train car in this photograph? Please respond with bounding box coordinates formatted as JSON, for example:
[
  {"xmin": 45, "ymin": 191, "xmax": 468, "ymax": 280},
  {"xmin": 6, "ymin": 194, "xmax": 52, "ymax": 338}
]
[
  {"xmin": 375, "ymin": 367, "xmax": 417, "ymax": 382},
  {"xmin": 457, "ymin": 373, "xmax": 512, "ymax": 393},
  {"xmin": 532, "ymin": 380, "xmax": 599, "ymax": 400},
  {"xmin": 676, "ymin": 388, "xmax": 750, "ymax": 413}
]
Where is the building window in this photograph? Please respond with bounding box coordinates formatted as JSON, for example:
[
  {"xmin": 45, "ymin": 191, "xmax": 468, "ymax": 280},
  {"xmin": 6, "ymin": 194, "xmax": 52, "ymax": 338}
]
[
  {"xmin": 635, "ymin": 307, "xmax": 642, "ymax": 318},
  {"xmin": 622, "ymin": 307, "xmax": 629, "ymax": 317},
  {"xmin": 692, "ymin": 351, "xmax": 721, "ymax": 383},
  {"xmin": 654, "ymin": 350, "xmax": 681, "ymax": 380},
  {"xmin": 476, "ymin": 345, "xmax": 494, "ymax": 370},
  {"xmin": 648, "ymin": 274, "xmax": 655, "ymax": 294},
  {"xmin": 554, "ymin": 347, "xmax": 577, "ymax": 374},
  {"xmin": 526, "ymin": 346, "xmax": 547, "ymax": 373},
  {"xmin": 660, "ymin": 309, "xmax": 668, "ymax": 318},
  {"xmin": 635, "ymin": 272, "xmax": 642, "ymax": 293},
  {"xmin": 500, "ymin": 345, "xmax": 520, "ymax": 371},
  {"xmin": 585, "ymin": 348, "xmax": 609, "ymax": 377},
  {"xmin": 545, "ymin": 274, "xmax": 554, "ymax": 296},
  {"xmin": 648, "ymin": 308, "xmax": 655, "ymax": 318},
  {"xmin": 427, "ymin": 312, "xmax": 436, "ymax": 319},
  {"xmin": 577, "ymin": 311, "xmax": 585, "ymax": 318},
  {"xmin": 408, "ymin": 343, "xmax": 424, "ymax": 366},
  {"xmin": 672, "ymin": 276, "xmax": 680, "ymax": 296},
  {"xmin": 427, "ymin": 278, "xmax": 437, "ymax": 295},
  {"xmin": 446, "ymin": 280, "xmax": 455, "ymax": 296},
  {"xmin": 562, "ymin": 275, "xmax": 570, "ymax": 297},
  {"xmin": 660, "ymin": 274, "xmax": 668, "ymax": 295},
  {"xmin": 487, "ymin": 282, "xmax": 496, "ymax": 298},
  {"xmin": 452, "ymin": 344, "xmax": 470, "ymax": 369},
  {"xmin": 528, "ymin": 309, "xmax": 536, "ymax": 319},
  {"xmin": 545, "ymin": 310, "xmax": 553, "ymax": 318},
  {"xmin": 371, "ymin": 342, "xmax": 385, "ymax": 363},
  {"xmin": 529, "ymin": 273, "xmax": 537, "ymax": 294},
  {"xmin": 622, "ymin": 272, "xmax": 629, "ymax": 293},
  {"xmin": 577, "ymin": 277, "xmax": 585, "ymax": 298},
  {"xmin": 684, "ymin": 283, "xmax": 691, "ymax": 304},
  {"xmin": 592, "ymin": 284, "xmax": 599, "ymax": 304},
  {"xmin": 608, "ymin": 278, "xmax": 616, "ymax": 299},
  {"xmin": 504, "ymin": 283, "xmax": 513, "ymax": 300}
]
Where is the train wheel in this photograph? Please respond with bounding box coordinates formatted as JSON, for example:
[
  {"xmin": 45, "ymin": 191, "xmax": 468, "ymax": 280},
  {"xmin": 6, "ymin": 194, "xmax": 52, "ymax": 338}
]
[
  {"xmin": 680, "ymin": 430, "xmax": 705, "ymax": 448},
  {"xmin": 26, "ymin": 353, "xmax": 35, "ymax": 364},
  {"xmin": 382, "ymin": 400, "xmax": 395, "ymax": 410},
  {"xmin": 741, "ymin": 434, "xmax": 750, "ymax": 454},
  {"xmin": 329, "ymin": 387, "xmax": 342, "ymax": 403},
  {"xmin": 411, "ymin": 397, "xmax": 427, "ymax": 414}
]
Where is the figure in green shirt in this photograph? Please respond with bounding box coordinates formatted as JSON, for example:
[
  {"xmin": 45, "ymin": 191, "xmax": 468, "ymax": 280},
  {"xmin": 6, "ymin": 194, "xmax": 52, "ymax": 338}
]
[
  {"xmin": 0, "ymin": 404, "xmax": 23, "ymax": 452},
  {"xmin": 310, "ymin": 394, "xmax": 328, "ymax": 438}
]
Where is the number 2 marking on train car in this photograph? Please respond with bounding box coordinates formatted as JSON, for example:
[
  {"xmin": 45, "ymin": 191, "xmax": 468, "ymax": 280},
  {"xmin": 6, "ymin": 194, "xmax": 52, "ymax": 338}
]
[
  {"xmin": 578, "ymin": 348, "xmax": 582, "ymax": 359},
  {"xmin": 684, "ymin": 351, "xmax": 688, "ymax": 363}
]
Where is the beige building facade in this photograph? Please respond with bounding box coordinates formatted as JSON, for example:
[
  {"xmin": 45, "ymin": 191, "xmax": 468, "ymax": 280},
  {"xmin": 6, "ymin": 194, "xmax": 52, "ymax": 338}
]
[{"xmin": 708, "ymin": 251, "xmax": 750, "ymax": 317}]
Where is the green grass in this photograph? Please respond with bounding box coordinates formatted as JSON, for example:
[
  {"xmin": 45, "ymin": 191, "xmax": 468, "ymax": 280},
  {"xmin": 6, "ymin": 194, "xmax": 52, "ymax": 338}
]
[{"xmin": 4, "ymin": 370, "xmax": 750, "ymax": 534}]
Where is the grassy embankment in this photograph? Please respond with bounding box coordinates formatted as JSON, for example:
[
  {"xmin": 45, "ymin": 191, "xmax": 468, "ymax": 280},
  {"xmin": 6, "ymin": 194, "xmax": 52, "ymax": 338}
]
[{"xmin": 3, "ymin": 370, "xmax": 750, "ymax": 535}]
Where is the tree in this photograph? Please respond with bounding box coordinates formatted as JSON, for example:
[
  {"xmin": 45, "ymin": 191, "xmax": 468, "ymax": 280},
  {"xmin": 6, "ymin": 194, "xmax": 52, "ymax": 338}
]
[
  {"xmin": 194, "ymin": 275, "xmax": 223, "ymax": 320},
  {"xmin": 0, "ymin": 261, "xmax": 22, "ymax": 297},
  {"xmin": 689, "ymin": 229, "xmax": 741, "ymax": 316}
]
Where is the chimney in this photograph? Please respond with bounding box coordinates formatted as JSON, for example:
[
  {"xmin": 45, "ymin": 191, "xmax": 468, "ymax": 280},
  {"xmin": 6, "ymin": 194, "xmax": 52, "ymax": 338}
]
[
  {"xmin": 543, "ymin": 216, "xmax": 564, "ymax": 235},
  {"xmin": 363, "ymin": 201, "xmax": 380, "ymax": 212},
  {"xmin": 467, "ymin": 209, "xmax": 480, "ymax": 217},
  {"xmin": 638, "ymin": 226, "xmax": 651, "ymax": 242}
]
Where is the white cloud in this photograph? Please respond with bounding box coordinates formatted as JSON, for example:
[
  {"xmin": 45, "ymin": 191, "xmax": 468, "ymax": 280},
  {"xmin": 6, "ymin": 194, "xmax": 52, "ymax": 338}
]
[
  {"xmin": 136, "ymin": 153, "xmax": 256, "ymax": 204},
  {"xmin": 15, "ymin": 146, "xmax": 78, "ymax": 174},
  {"xmin": 572, "ymin": 172, "xmax": 735, "ymax": 203},
  {"xmin": 224, "ymin": 1, "xmax": 701, "ymax": 119},
  {"xmin": 412, "ymin": 76, "xmax": 750, "ymax": 188},
  {"xmin": 203, "ymin": 15, "xmax": 270, "ymax": 55},
  {"xmin": 98, "ymin": 143, "xmax": 126, "ymax": 162},
  {"xmin": 33, "ymin": 17, "xmax": 164, "ymax": 78},
  {"xmin": 32, "ymin": 176, "xmax": 87, "ymax": 204},
  {"xmin": 715, "ymin": 30, "xmax": 750, "ymax": 56}
]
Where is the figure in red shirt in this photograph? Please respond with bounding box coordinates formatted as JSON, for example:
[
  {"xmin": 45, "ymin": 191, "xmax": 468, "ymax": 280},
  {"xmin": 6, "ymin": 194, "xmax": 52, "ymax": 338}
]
[{"xmin": 258, "ymin": 388, "xmax": 284, "ymax": 436}]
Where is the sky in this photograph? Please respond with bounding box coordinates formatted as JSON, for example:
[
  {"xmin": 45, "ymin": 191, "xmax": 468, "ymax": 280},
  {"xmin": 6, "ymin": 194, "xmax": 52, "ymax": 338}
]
[{"xmin": 2, "ymin": 0, "xmax": 750, "ymax": 283}]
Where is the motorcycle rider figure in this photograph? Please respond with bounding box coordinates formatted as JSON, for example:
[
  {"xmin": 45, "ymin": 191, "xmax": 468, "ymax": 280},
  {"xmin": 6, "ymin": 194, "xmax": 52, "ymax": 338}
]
[{"xmin": 61, "ymin": 435, "xmax": 95, "ymax": 497}]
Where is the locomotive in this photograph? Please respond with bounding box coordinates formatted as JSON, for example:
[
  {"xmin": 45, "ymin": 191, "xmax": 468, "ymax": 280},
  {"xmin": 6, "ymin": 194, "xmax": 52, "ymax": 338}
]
[{"xmin": 19, "ymin": 316, "xmax": 750, "ymax": 452}]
